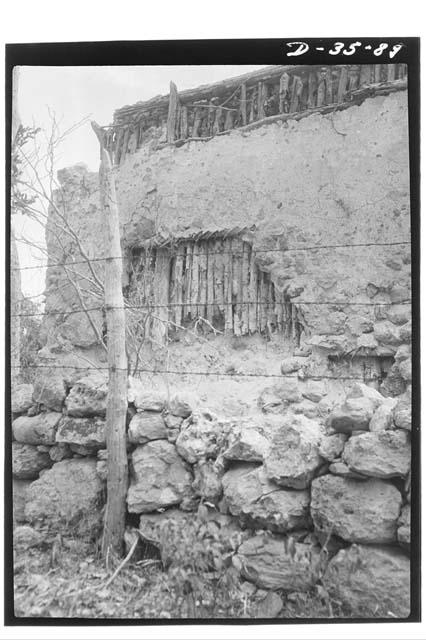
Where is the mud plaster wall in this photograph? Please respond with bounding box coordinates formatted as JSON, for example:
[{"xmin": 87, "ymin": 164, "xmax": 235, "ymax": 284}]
[{"xmin": 42, "ymin": 90, "xmax": 410, "ymax": 371}]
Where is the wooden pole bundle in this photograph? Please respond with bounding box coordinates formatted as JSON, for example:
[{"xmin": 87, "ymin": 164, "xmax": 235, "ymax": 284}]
[{"xmin": 128, "ymin": 237, "xmax": 304, "ymax": 344}]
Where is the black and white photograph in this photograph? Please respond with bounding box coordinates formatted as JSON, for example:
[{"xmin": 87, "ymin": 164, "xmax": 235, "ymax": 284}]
[{"xmin": 4, "ymin": 36, "xmax": 420, "ymax": 627}]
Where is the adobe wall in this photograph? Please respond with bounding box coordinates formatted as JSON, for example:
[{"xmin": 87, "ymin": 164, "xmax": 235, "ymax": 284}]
[{"xmin": 41, "ymin": 89, "xmax": 410, "ymax": 390}]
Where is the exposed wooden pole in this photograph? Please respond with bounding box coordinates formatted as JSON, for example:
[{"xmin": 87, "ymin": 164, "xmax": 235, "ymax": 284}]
[
  {"xmin": 167, "ymin": 81, "xmax": 179, "ymax": 143},
  {"xmin": 91, "ymin": 120, "xmax": 128, "ymax": 562}
]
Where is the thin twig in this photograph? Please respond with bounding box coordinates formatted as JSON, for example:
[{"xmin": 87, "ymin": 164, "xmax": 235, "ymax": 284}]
[{"xmin": 103, "ymin": 537, "xmax": 139, "ymax": 589}]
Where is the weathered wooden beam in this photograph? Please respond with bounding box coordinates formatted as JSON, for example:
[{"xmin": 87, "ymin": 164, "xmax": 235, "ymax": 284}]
[
  {"xmin": 374, "ymin": 64, "xmax": 382, "ymax": 83},
  {"xmin": 248, "ymin": 246, "xmax": 258, "ymax": 333},
  {"xmin": 167, "ymin": 81, "xmax": 179, "ymax": 143},
  {"xmin": 172, "ymin": 245, "xmax": 184, "ymax": 327},
  {"xmin": 279, "ymin": 72, "xmax": 290, "ymax": 113},
  {"xmin": 337, "ymin": 66, "xmax": 348, "ymax": 102},
  {"xmin": 212, "ymin": 106, "xmax": 222, "ymax": 134},
  {"xmin": 325, "ymin": 68, "xmax": 333, "ymax": 105},
  {"xmin": 224, "ymin": 109, "xmax": 234, "ymax": 131},
  {"xmin": 214, "ymin": 239, "xmax": 225, "ymax": 323},
  {"xmin": 241, "ymin": 242, "xmax": 250, "ymax": 334},
  {"xmin": 348, "ymin": 65, "xmax": 360, "ymax": 93},
  {"xmin": 224, "ymin": 239, "xmax": 233, "ymax": 334},
  {"xmin": 307, "ymin": 71, "xmax": 316, "ymax": 109},
  {"xmin": 192, "ymin": 108, "xmax": 201, "ymax": 137},
  {"xmin": 180, "ymin": 105, "xmax": 188, "ymax": 140},
  {"xmin": 206, "ymin": 241, "xmax": 215, "ymax": 324},
  {"xmin": 316, "ymin": 68, "xmax": 326, "ymax": 107},
  {"xmin": 359, "ymin": 64, "xmax": 372, "ymax": 87},
  {"xmin": 387, "ymin": 64, "xmax": 396, "ymax": 81},
  {"xmin": 249, "ymin": 89, "xmax": 257, "ymax": 123},
  {"xmin": 240, "ymin": 83, "xmax": 247, "ymax": 125},
  {"xmin": 257, "ymin": 82, "xmax": 266, "ymax": 120},
  {"xmin": 91, "ymin": 121, "xmax": 128, "ymax": 560},
  {"xmin": 200, "ymin": 243, "xmax": 208, "ymax": 321},
  {"xmin": 120, "ymin": 127, "xmax": 131, "ymax": 165},
  {"xmin": 290, "ymin": 75, "xmax": 303, "ymax": 112}
]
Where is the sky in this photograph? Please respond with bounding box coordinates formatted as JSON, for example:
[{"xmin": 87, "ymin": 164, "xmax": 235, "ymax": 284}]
[{"xmin": 15, "ymin": 65, "xmax": 265, "ymax": 298}]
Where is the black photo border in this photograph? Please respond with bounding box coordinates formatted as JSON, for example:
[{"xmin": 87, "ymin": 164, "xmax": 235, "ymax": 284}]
[{"xmin": 4, "ymin": 37, "xmax": 421, "ymax": 626}]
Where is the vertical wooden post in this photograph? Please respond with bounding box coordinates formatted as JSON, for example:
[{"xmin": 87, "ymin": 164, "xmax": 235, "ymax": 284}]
[
  {"xmin": 173, "ymin": 244, "xmax": 184, "ymax": 326},
  {"xmin": 387, "ymin": 64, "xmax": 396, "ymax": 82},
  {"xmin": 290, "ymin": 76, "xmax": 303, "ymax": 112},
  {"xmin": 257, "ymin": 82, "xmax": 266, "ymax": 120},
  {"xmin": 248, "ymin": 245, "xmax": 258, "ymax": 333},
  {"xmin": 167, "ymin": 81, "xmax": 179, "ymax": 143},
  {"xmin": 180, "ymin": 106, "xmax": 188, "ymax": 140},
  {"xmin": 348, "ymin": 65, "xmax": 360, "ymax": 93},
  {"xmin": 240, "ymin": 83, "xmax": 247, "ymax": 125},
  {"xmin": 316, "ymin": 68, "xmax": 327, "ymax": 106},
  {"xmin": 91, "ymin": 121, "xmax": 128, "ymax": 561},
  {"xmin": 279, "ymin": 73, "xmax": 290, "ymax": 113},
  {"xmin": 153, "ymin": 248, "xmax": 171, "ymax": 343},
  {"xmin": 307, "ymin": 71, "xmax": 316, "ymax": 109},
  {"xmin": 224, "ymin": 109, "xmax": 234, "ymax": 131},
  {"xmin": 192, "ymin": 108, "xmax": 201, "ymax": 137},
  {"xmin": 337, "ymin": 66, "xmax": 348, "ymax": 102},
  {"xmin": 325, "ymin": 68, "xmax": 333, "ymax": 104}
]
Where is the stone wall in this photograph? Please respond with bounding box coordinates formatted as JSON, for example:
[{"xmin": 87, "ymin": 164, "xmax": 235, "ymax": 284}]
[{"xmin": 12, "ymin": 366, "xmax": 411, "ymax": 617}]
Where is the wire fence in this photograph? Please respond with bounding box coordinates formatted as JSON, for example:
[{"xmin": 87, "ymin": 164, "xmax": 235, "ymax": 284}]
[
  {"xmin": 11, "ymin": 298, "xmax": 412, "ymax": 319},
  {"xmin": 11, "ymin": 240, "xmax": 411, "ymax": 271},
  {"xmin": 10, "ymin": 363, "xmax": 384, "ymax": 383}
]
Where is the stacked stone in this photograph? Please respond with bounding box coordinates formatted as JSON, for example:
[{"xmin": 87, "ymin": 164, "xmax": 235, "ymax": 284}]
[
  {"xmin": 11, "ymin": 367, "xmax": 411, "ymax": 618},
  {"xmin": 11, "ymin": 373, "xmax": 107, "ymax": 538}
]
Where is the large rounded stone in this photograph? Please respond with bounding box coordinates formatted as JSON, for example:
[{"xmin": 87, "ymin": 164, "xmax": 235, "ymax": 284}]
[
  {"xmin": 237, "ymin": 535, "xmax": 321, "ymax": 591},
  {"xmin": 311, "ymin": 475, "xmax": 402, "ymax": 543},
  {"xmin": 342, "ymin": 430, "xmax": 410, "ymax": 478},
  {"xmin": 369, "ymin": 398, "xmax": 397, "ymax": 431},
  {"xmin": 192, "ymin": 459, "xmax": 224, "ymax": 502},
  {"xmin": 397, "ymin": 504, "xmax": 410, "ymax": 549},
  {"xmin": 393, "ymin": 389, "xmax": 411, "ymax": 431},
  {"xmin": 374, "ymin": 320, "xmax": 403, "ymax": 347},
  {"xmin": 24, "ymin": 459, "xmax": 104, "ymax": 537},
  {"xmin": 323, "ymin": 544, "xmax": 410, "ymax": 618},
  {"xmin": 33, "ymin": 374, "xmax": 67, "ymax": 412},
  {"xmin": 55, "ymin": 416, "xmax": 106, "ymax": 449},
  {"xmin": 175, "ymin": 410, "xmax": 230, "ymax": 464},
  {"xmin": 327, "ymin": 394, "xmax": 378, "ymax": 434},
  {"xmin": 128, "ymin": 412, "xmax": 167, "ymax": 444},
  {"xmin": 13, "ymin": 479, "xmax": 32, "ymax": 523},
  {"xmin": 223, "ymin": 465, "xmax": 310, "ymax": 533},
  {"xmin": 318, "ymin": 433, "xmax": 348, "ymax": 462},
  {"xmin": 168, "ymin": 392, "xmax": 197, "ymax": 418},
  {"xmin": 65, "ymin": 373, "xmax": 107, "ymax": 417},
  {"xmin": 11, "ymin": 383, "xmax": 34, "ymax": 414},
  {"xmin": 264, "ymin": 415, "xmax": 324, "ymax": 489},
  {"xmin": 12, "ymin": 442, "xmax": 53, "ymax": 479},
  {"xmin": 128, "ymin": 378, "xmax": 166, "ymax": 412},
  {"xmin": 127, "ymin": 441, "xmax": 192, "ymax": 513},
  {"xmin": 12, "ymin": 412, "xmax": 61, "ymax": 445},
  {"xmin": 223, "ymin": 420, "xmax": 271, "ymax": 462}
]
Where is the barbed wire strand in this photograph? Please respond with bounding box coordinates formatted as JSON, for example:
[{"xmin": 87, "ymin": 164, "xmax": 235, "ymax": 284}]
[
  {"xmin": 11, "ymin": 298, "xmax": 412, "ymax": 318},
  {"xmin": 11, "ymin": 240, "xmax": 411, "ymax": 272},
  {"xmin": 9, "ymin": 363, "xmax": 382, "ymax": 382}
]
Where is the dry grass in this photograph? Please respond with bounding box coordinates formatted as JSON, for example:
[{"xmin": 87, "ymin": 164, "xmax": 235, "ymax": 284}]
[{"xmin": 13, "ymin": 533, "xmax": 386, "ymax": 620}]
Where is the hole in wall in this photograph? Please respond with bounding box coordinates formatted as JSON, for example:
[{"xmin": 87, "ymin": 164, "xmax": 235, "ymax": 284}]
[
  {"xmin": 327, "ymin": 354, "xmax": 395, "ymax": 385},
  {"xmin": 125, "ymin": 236, "xmax": 302, "ymax": 344}
]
